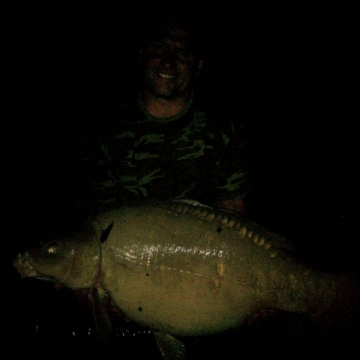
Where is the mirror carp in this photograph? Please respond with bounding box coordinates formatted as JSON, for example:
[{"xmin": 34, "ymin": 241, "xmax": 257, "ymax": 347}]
[{"xmin": 13, "ymin": 199, "xmax": 359, "ymax": 359}]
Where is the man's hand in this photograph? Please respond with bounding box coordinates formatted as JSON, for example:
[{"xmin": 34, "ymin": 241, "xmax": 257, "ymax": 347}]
[{"xmin": 216, "ymin": 198, "xmax": 246, "ymax": 215}]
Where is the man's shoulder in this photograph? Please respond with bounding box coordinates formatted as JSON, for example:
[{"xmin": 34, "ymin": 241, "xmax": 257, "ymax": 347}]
[
  {"xmin": 194, "ymin": 92, "xmax": 248, "ymax": 133},
  {"xmin": 98, "ymin": 95, "xmax": 140, "ymax": 126},
  {"xmin": 112, "ymin": 95, "xmax": 140, "ymax": 118}
]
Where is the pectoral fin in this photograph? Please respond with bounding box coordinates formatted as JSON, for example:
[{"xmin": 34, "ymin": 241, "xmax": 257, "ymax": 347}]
[
  {"xmin": 153, "ymin": 332, "xmax": 186, "ymax": 360},
  {"xmin": 89, "ymin": 287, "xmax": 113, "ymax": 344}
]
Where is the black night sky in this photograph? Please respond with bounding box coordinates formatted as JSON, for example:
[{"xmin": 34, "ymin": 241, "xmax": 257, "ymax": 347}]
[{"xmin": 1, "ymin": 0, "xmax": 359, "ymax": 359}]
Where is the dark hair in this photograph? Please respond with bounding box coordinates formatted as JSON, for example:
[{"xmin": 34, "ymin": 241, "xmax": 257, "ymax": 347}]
[{"xmin": 139, "ymin": 15, "xmax": 209, "ymax": 59}]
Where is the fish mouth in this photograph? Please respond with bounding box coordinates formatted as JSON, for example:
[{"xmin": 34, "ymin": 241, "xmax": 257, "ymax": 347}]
[{"xmin": 13, "ymin": 253, "xmax": 40, "ymax": 278}]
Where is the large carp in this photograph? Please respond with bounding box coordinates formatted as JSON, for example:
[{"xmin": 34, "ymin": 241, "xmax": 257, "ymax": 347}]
[{"xmin": 13, "ymin": 199, "xmax": 359, "ymax": 359}]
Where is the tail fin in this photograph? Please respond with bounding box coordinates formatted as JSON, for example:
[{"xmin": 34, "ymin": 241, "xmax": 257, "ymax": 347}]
[{"xmin": 311, "ymin": 274, "xmax": 360, "ymax": 334}]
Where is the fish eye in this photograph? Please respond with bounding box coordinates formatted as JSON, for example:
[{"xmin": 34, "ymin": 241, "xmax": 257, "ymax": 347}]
[{"xmin": 45, "ymin": 241, "xmax": 58, "ymax": 255}]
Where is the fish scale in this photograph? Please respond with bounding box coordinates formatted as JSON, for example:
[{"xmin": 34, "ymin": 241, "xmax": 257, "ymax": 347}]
[{"xmin": 171, "ymin": 200, "xmax": 290, "ymax": 259}]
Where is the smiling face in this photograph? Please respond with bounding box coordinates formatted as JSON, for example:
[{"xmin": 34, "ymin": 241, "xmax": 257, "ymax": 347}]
[{"xmin": 140, "ymin": 20, "xmax": 204, "ymax": 101}]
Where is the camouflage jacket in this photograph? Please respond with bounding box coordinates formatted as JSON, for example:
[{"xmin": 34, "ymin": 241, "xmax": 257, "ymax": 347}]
[{"xmin": 79, "ymin": 91, "xmax": 251, "ymax": 213}]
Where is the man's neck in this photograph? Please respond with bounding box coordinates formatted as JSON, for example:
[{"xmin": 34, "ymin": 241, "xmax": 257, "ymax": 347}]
[{"xmin": 143, "ymin": 91, "xmax": 190, "ymax": 118}]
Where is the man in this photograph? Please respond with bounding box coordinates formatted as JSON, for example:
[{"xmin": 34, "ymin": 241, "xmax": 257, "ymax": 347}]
[{"xmin": 79, "ymin": 16, "xmax": 251, "ymax": 215}]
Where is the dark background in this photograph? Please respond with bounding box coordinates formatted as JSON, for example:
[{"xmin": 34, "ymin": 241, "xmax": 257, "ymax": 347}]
[{"xmin": 1, "ymin": 0, "xmax": 359, "ymax": 359}]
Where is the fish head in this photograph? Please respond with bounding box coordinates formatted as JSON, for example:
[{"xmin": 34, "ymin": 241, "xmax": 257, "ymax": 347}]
[{"xmin": 13, "ymin": 226, "xmax": 102, "ymax": 289}]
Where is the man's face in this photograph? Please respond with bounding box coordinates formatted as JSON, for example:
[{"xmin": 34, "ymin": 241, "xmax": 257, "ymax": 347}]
[{"xmin": 141, "ymin": 29, "xmax": 200, "ymax": 100}]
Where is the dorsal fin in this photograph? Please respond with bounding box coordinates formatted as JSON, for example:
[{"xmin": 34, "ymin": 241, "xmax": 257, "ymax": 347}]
[{"xmin": 100, "ymin": 221, "xmax": 114, "ymax": 243}]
